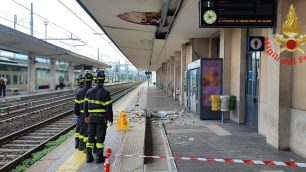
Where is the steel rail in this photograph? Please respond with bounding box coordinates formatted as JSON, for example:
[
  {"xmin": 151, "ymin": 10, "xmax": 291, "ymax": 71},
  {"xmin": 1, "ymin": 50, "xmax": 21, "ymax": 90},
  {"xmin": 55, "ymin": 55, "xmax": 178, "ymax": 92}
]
[{"xmin": 0, "ymin": 82, "xmax": 141, "ymax": 172}]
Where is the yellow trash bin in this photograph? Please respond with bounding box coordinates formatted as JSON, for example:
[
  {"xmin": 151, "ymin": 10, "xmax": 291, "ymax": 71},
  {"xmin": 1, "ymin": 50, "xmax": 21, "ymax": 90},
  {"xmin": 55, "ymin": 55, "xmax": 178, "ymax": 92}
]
[{"xmin": 211, "ymin": 95, "xmax": 221, "ymax": 111}]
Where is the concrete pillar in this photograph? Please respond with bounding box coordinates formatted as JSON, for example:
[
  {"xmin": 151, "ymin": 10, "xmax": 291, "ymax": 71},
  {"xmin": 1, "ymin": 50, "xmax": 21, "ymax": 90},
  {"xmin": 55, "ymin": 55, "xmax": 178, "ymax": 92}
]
[
  {"xmin": 219, "ymin": 28, "xmax": 232, "ymax": 120},
  {"xmin": 259, "ymin": 0, "xmax": 292, "ymax": 150},
  {"xmin": 186, "ymin": 45, "xmax": 193, "ymax": 64},
  {"xmin": 155, "ymin": 69, "xmax": 159, "ymax": 85},
  {"xmin": 228, "ymin": 28, "xmax": 247, "ymax": 124},
  {"xmin": 162, "ymin": 62, "xmax": 167, "ymax": 88},
  {"xmin": 170, "ymin": 56, "xmax": 175, "ymax": 97},
  {"xmin": 80, "ymin": 65, "xmax": 85, "ymax": 73},
  {"xmin": 49, "ymin": 58, "xmax": 56, "ymax": 90},
  {"xmin": 68, "ymin": 61, "xmax": 74, "ymax": 87},
  {"xmin": 180, "ymin": 45, "xmax": 187, "ymax": 105},
  {"xmin": 158, "ymin": 67, "xmax": 162, "ymax": 86},
  {"xmin": 174, "ymin": 51, "xmax": 181, "ymax": 100},
  {"xmin": 27, "ymin": 55, "xmax": 36, "ymax": 93},
  {"xmin": 155, "ymin": 68, "xmax": 159, "ymax": 87},
  {"xmin": 166, "ymin": 59, "xmax": 170, "ymax": 94}
]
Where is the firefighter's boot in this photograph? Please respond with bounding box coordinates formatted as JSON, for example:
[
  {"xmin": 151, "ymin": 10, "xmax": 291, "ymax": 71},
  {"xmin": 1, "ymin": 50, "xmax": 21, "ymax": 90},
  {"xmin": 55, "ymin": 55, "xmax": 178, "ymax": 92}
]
[
  {"xmin": 93, "ymin": 139, "xmax": 97, "ymax": 154},
  {"xmin": 96, "ymin": 148, "xmax": 105, "ymax": 163},
  {"xmin": 75, "ymin": 138, "xmax": 79, "ymax": 149},
  {"xmin": 79, "ymin": 141, "xmax": 85, "ymax": 151},
  {"xmin": 86, "ymin": 148, "xmax": 94, "ymax": 163},
  {"xmin": 93, "ymin": 141, "xmax": 97, "ymax": 154}
]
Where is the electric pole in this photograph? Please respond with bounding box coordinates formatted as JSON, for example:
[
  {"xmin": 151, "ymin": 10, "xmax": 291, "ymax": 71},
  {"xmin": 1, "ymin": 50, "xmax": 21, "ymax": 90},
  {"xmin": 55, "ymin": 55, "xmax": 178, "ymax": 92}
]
[
  {"xmin": 14, "ymin": 15, "xmax": 17, "ymax": 29},
  {"xmin": 44, "ymin": 21, "xmax": 48, "ymax": 39},
  {"xmin": 30, "ymin": 3, "xmax": 33, "ymax": 36}
]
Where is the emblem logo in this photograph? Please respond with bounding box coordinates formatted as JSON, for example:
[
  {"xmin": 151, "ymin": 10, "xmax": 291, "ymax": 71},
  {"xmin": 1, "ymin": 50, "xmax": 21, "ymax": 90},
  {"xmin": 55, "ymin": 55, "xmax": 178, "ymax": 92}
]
[{"xmin": 275, "ymin": 4, "xmax": 306, "ymax": 53}]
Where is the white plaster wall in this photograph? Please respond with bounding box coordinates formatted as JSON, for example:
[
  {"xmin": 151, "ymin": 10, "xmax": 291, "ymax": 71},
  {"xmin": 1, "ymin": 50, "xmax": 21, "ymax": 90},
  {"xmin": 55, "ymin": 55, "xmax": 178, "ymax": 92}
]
[
  {"xmin": 290, "ymin": 108, "xmax": 306, "ymax": 158},
  {"xmin": 258, "ymin": 29, "xmax": 269, "ymax": 137},
  {"xmin": 292, "ymin": 0, "xmax": 306, "ymax": 110},
  {"xmin": 229, "ymin": 28, "xmax": 246, "ymax": 124}
]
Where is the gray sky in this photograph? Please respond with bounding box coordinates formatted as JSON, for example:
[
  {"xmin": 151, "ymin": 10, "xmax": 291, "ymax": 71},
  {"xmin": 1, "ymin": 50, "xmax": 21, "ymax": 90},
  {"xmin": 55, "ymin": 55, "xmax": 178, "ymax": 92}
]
[{"xmin": 0, "ymin": 0, "xmax": 128, "ymax": 63}]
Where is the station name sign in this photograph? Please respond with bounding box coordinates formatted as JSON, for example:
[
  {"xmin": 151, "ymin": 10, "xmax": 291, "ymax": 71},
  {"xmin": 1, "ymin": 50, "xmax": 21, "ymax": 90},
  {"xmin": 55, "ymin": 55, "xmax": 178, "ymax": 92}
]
[{"xmin": 199, "ymin": 0, "xmax": 276, "ymax": 28}]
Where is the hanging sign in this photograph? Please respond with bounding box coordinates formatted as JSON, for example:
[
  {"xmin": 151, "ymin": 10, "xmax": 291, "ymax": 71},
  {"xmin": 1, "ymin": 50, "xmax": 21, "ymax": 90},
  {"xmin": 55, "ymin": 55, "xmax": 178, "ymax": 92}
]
[
  {"xmin": 199, "ymin": 0, "xmax": 276, "ymax": 28},
  {"xmin": 248, "ymin": 36, "xmax": 265, "ymax": 52}
]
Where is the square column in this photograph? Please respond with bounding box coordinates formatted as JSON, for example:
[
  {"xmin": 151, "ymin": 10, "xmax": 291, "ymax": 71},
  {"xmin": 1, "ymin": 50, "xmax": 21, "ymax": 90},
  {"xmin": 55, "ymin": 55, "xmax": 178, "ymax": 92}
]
[
  {"xmin": 162, "ymin": 62, "xmax": 167, "ymax": 89},
  {"xmin": 27, "ymin": 55, "xmax": 36, "ymax": 93},
  {"xmin": 180, "ymin": 45, "xmax": 187, "ymax": 105},
  {"xmin": 68, "ymin": 62, "xmax": 75, "ymax": 87},
  {"xmin": 80, "ymin": 65, "xmax": 85, "ymax": 74},
  {"xmin": 219, "ymin": 28, "xmax": 232, "ymax": 120},
  {"xmin": 174, "ymin": 51, "xmax": 181, "ymax": 100},
  {"xmin": 166, "ymin": 60, "xmax": 171, "ymax": 95},
  {"xmin": 170, "ymin": 56, "xmax": 175, "ymax": 97},
  {"xmin": 49, "ymin": 58, "xmax": 56, "ymax": 90},
  {"xmin": 259, "ymin": 0, "xmax": 293, "ymax": 151}
]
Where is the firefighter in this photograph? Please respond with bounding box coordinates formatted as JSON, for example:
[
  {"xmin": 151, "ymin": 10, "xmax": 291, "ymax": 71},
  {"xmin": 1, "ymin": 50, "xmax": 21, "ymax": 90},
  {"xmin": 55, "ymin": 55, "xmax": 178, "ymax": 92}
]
[
  {"xmin": 75, "ymin": 73, "xmax": 93, "ymax": 151},
  {"xmin": 74, "ymin": 74, "xmax": 85, "ymax": 149},
  {"xmin": 76, "ymin": 74, "xmax": 85, "ymax": 92},
  {"xmin": 84, "ymin": 71, "xmax": 113, "ymax": 163}
]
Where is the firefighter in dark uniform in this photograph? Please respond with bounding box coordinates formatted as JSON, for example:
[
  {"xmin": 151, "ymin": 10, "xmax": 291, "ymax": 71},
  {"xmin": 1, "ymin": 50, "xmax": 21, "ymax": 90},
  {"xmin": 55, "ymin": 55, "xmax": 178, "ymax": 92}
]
[
  {"xmin": 75, "ymin": 73, "xmax": 93, "ymax": 151},
  {"xmin": 84, "ymin": 71, "xmax": 113, "ymax": 163},
  {"xmin": 74, "ymin": 74, "xmax": 85, "ymax": 149}
]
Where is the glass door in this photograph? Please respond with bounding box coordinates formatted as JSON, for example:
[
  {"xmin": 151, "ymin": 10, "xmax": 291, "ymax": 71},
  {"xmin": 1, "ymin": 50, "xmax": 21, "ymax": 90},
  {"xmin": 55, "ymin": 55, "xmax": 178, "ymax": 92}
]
[{"xmin": 246, "ymin": 51, "xmax": 260, "ymax": 129}]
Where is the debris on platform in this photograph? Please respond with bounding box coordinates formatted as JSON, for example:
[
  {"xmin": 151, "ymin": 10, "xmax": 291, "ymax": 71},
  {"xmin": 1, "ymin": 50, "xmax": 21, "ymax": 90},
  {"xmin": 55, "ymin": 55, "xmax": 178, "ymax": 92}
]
[
  {"xmin": 128, "ymin": 110, "xmax": 146, "ymax": 124},
  {"xmin": 148, "ymin": 109, "xmax": 178, "ymax": 118}
]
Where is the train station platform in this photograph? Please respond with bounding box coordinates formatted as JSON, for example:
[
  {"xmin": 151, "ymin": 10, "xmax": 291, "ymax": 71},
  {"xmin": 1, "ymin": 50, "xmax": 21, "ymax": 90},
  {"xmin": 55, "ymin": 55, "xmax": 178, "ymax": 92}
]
[
  {"xmin": 25, "ymin": 82, "xmax": 148, "ymax": 172},
  {"xmin": 24, "ymin": 84, "xmax": 306, "ymax": 172},
  {"xmin": 0, "ymin": 82, "xmax": 124, "ymax": 103},
  {"xmin": 145, "ymin": 87, "xmax": 306, "ymax": 172},
  {"xmin": 0, "ymin": 88, "xmax": 73, "ymax": 102}
]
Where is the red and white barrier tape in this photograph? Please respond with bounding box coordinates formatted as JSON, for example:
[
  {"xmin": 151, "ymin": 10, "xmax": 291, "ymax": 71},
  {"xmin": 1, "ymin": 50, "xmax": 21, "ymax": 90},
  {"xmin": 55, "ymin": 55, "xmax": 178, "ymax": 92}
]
[{"xmin": 116, "ymin": 154, "xmax": 306, "ymax": 168}]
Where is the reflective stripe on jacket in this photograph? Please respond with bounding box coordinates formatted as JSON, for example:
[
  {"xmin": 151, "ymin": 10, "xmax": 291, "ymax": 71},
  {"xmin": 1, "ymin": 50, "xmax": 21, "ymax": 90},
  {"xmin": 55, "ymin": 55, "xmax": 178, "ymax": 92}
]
[
  {"xmin": 75, "ymin": 85, "xmax": 92, "ymax": 116},
  {"xmin": 84, "ymin": 85, "xmax": 113, "ymax": 122}
]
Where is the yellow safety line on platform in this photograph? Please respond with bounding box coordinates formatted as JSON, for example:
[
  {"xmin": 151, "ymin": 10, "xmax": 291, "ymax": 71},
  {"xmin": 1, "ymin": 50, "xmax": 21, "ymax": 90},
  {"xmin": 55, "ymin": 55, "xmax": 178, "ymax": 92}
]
[
  {"xmin": 56, "ymin": 83, "xmax": 145, "ymax": 171},
  {"xmin": 56, "ymin": 150, "xmax": 86, "ymax": 171}
]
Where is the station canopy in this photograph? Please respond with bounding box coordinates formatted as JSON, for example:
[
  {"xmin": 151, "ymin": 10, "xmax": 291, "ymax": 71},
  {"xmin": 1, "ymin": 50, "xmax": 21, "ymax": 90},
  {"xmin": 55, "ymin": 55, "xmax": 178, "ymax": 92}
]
[
  {"xmin": 77, "ymin": 0, "xmax": 219, "ymax": 71},
  {"xmin": 0, "ymin": 24, "xmax": 111, "ymax": 69}
]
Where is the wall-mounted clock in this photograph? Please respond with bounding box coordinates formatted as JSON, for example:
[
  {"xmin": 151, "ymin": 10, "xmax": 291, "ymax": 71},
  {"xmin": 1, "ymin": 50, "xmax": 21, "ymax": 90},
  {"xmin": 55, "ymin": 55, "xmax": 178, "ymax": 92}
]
[{"xmin": 203, "ymin": 10, "xmax": 217, "ymax": 24}]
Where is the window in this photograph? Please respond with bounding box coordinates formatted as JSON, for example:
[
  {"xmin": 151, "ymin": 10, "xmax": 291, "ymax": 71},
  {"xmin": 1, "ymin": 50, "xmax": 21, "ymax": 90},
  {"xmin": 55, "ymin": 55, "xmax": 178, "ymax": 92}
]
[
  {"xmin": 13, "ymin": 75, "xmax": 18, "ymax": 84},
  {"xmin": 6, "ymin": 75, "xmax": 11, "ymax": 85},
  {"xmin": 20, "ymin": 76, "xmax": 25, "ymax": 84}
]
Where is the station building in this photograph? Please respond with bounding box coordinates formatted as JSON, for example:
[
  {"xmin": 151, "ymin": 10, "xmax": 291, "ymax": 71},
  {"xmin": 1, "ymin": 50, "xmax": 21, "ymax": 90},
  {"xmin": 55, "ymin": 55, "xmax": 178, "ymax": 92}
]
[
  {"xmin": 0, "ymin": 24, "xmax": 110, "ymax": 93},
  {"xmin": 78, "ymin": 0, "xmax": 306, "ymax": 158},
  {"xmin": 157, "ymin": 0, "xmax": 306, "ymax": 158}
]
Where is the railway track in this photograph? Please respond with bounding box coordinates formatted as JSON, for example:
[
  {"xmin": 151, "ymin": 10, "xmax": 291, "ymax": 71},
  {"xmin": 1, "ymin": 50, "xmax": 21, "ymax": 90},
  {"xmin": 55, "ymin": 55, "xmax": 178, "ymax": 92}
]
[
  {"xmin": 0, "ymin": 82, "xmax": 141, "ymax": 172},
  {"xmin": 0, "ymin": 90, "xmax": 75, "ymax": 109},
  {"xmin": 0, "ymin": 95, "xmax": 75, "ymax": 123},
  {"xmin": 0, "ymin": 83, "xmax": 137, "ymax": 123}
]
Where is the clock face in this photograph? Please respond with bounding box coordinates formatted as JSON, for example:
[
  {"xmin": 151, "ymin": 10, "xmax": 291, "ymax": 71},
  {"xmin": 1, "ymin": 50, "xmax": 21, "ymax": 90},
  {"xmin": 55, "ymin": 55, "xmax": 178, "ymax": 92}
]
[{"xmin": 203, "ymin": 10, "xmax": 217, "ymax": 24}]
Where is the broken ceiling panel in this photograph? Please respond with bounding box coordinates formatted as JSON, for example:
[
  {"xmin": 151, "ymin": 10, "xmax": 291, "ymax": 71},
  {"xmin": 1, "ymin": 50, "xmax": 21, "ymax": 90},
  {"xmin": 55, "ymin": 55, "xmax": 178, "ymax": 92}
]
[{"xmin": 117, "ymin": 11, "xmax": 161, "ymax": 26}]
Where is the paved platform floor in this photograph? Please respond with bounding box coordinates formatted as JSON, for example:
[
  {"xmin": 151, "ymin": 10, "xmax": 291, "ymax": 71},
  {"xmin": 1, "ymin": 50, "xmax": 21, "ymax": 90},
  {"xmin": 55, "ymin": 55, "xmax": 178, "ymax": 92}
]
[
  {"xmin": 25, "ymin": 85, "xmax": 306, "ymax": 172},
  {"xmin": 147, "ymin": 87, "xmax": 306, "ymax": 172},
  {"xmin": 26, "ymin": 83, "xmax": 147, "ymax": 172}
]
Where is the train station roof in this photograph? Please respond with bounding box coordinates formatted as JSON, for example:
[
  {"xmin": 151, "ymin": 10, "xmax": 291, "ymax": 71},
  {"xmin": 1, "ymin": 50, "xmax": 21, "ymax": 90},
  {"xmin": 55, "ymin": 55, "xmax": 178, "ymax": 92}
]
[
  {"xmin": 77, "ymin": 0, "xmax": 219, "ymax": 71},
  {"xmin": 0, "ymin": 24, "xmax": 111, "ymax": 69}
]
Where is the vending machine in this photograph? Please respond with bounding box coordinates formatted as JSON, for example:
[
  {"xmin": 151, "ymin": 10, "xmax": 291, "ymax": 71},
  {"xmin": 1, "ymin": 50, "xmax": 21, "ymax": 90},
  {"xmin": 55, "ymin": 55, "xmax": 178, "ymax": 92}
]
[
  {"xmin": 187, "ymin": 58, "xmax": 223, "ymax": 120},
  {"xmin": 187, "ymin": 60, "xmax": 201, "ymax": 114}
]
